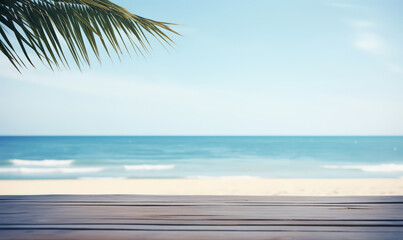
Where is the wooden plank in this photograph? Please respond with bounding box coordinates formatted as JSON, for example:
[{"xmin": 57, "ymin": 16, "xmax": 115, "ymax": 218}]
[
  {"xmin": 1, "ymin": 229, "xmax": 403, "ymax": 240},
  {"xmin": 0, "ymin": 195, "xmax": 402, "ymax": 240},
  {"xmin": 2, "ymin": 195, "xmax": 403, "ymax": 203}
]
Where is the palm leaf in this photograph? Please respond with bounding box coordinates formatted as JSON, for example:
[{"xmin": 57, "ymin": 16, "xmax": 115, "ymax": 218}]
[{"xmin": 0, "ymin": 0, "xmax": 179, "ymax": 71}]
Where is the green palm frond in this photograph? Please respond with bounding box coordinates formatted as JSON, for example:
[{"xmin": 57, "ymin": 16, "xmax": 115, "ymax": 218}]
[{"xmin": 0, "ymin": 0, "xmax": 179, "ymax": 71}]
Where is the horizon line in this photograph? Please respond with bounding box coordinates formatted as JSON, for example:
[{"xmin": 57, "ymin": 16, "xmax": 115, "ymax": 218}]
[{"xmin": 0, "ymin": 135, "xmax": 402, "ymax": 137}]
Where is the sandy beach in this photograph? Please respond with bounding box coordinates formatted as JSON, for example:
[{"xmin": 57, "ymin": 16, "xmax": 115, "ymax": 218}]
[{"xmin": 1, "ymin": 178, "xmax": 402, "ymax": 196}]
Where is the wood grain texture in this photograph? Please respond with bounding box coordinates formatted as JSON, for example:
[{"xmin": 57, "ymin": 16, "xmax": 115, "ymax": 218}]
[{"xmin": 0, "ymin": 195, "xmax": 402, "ymax": 240}]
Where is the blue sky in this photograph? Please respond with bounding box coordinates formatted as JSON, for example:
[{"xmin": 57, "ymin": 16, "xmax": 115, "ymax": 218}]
[{"xmin": 0, "ymin": 0, "xmax": 402, "ymax": 135}]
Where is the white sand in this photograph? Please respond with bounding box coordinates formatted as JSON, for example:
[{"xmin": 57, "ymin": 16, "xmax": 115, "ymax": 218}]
[{"xmin": 1, "ymin": 178, "xmax": 403, "ymax": 196}]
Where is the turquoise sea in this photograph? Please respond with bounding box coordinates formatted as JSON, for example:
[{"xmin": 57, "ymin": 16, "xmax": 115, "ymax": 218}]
[{"xmin": 0, "ymin": 136, "xmax": 402, "ymax": 179}]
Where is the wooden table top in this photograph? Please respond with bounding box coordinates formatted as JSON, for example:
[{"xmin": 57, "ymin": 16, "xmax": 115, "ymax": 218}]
[{"xmin": 0, "ymin": 195, "xmax": 402, "ymax": 240}]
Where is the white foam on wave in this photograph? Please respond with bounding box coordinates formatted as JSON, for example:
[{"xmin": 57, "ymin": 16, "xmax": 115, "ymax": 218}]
[
  {"xmin": 10, "ymin": 159, "xmax": 74, "ymax": 166},
  {"xmin": 187, "ymin": 176, "xmax": 261, "ymax": 180},
  {"xmin": 323, "ymin": 163, "xmax": 403, "ymax": 172},
  {"xmin": 0, "ymin": 167, "xmax": 102, "ymax": 174},
  {"xmin": 78, "ymin": 177, "xmax": 127, "ymax": 180},
  {"xmin": 124, "ymin": 165, "xmax": 175, "ymax": 170}
]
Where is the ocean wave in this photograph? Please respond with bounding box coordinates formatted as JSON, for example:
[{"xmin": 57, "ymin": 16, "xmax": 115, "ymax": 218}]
[
  {"xmin": 187, "ymin": 176, "xmax": 261, "ymax": 179},
  {"xmin": 124, "ymin": 165, "xmax": 175, "ymax": 170},
  {"xmin": 0, "ymin": 167, "xmax": 102, "ymax": 174},
  {"xmin": 10, "ymin": 159, "xmax": 74, "ymax": 166},
  {"xmin": 323, "ymin": 163, "xmax": 403, "ymax": 172},
  {"xmin": 77, "ymin": 177, "xmax": 127, "ymax": 180}
]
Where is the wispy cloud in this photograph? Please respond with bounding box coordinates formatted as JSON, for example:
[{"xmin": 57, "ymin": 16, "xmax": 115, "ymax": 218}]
[
  {"xmin": 351, "ymin": 20, "xmax": 375, "ymax": 28},
  {"xmin": 354, "ymin": 33, "xmax": 386, "ymax": 55},
  {"xmin": 342, "ymin": 13, "xmax": 400, "ymax": 75},
  {"xmin": 328, "ymin": 2, "xmax": 361, "ymax": 9},
  {"xmin": 347, "ymin": 19, "xmax": 392, "ymax": 57}
]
